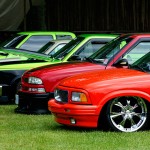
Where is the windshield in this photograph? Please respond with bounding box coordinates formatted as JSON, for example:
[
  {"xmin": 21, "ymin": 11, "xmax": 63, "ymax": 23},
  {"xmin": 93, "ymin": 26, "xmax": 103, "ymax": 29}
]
[
  {"xmin": 89, "ymin": 36, "xmax": 133, "ymax": 65},
  {"xmin": 19, "ymin": 35, "xmax": 53, "ymax": 51},
  {"xmin": 49, "ymin": 44, "xmax": 67, "ymax": 55},
  {"xmin": 38, "ymin": 41, "xmax": 55, "ymax": 53},
  {"xmin": 53, "ymin": 37, "xmax": 84, "ymax": 59},
  {"xmin": 3, "ymin": 34, "xmax": 27, "ymax": 48},
  {"xmin": 130, "ymin": 52, "xmax": 150, "ymax": 73}
]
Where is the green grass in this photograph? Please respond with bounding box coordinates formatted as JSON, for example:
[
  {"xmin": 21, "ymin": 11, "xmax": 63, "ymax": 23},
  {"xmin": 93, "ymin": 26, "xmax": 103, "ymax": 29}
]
[{"xmin": 0, "ymin": 105, "xmax": 150, "ymax": 150}]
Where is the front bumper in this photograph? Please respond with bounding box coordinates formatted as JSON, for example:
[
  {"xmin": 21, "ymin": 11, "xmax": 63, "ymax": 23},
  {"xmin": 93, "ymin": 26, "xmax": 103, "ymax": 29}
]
[
  {"xmin": 0, "ymin": 84, "xmax": 11, "ymax": 103},
  {"xmin": 14, "ymin": 91, "xmax": 54, "ymax": 114},
  {"xmin": 48, "ymin": 99, "xmax": 100, "ymax": 128}
]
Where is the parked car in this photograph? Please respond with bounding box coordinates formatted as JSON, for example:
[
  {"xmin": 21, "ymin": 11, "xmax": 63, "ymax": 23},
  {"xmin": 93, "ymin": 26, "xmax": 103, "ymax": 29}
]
[
  {"xmin": 48, "ymin": 52, "xmax": 150, "ymax": 132},
  {"xmin": 15, "ymin": 33, "xmax": 150, "ymax": 114},
  {"xmin": 0, "ymin": 39, "xmax": 70, "ymax": 60},
  {"xmin": 1, "ymin": 31, "xmax": 76, "ymax": 51},
  {"xmin": 0, "ymin": 34, "xmax": 116, "ymax": 103}
]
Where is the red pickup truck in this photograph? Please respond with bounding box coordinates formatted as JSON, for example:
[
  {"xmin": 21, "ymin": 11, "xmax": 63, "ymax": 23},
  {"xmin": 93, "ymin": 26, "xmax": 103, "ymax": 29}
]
[
  {"xmin": 48, "ymin": 52, "xmax": 150, "ymax": 132},
  {"xmin": 15, "ymin": 34, "xmax": 150, "ymax": 114}
]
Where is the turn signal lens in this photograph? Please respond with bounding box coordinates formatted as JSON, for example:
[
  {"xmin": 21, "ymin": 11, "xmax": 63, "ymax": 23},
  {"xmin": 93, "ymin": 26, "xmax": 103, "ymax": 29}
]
[{"xmin": 72, "ymin": 92, "xmax": 87, "ymax": 102}]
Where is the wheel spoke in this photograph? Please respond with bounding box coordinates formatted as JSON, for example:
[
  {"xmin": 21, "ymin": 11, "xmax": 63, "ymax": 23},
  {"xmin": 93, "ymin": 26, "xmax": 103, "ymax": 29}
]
[
  {"xmin": 127, "ymin": 100, "xmax": 131, "ymax": 106},
  {"xmin": 132, "ymin": 112, "xmax": 146, "ymax": 119},
  {"xmin": 132, "ymin": 104, "xmax": 138, "ymax": 110},
  {"xmin": 114, "ymin": 102, "xmax": 125, "ymax": 110},
  {"xmin": 130, "ymin": 118, "xmax": 136, "ymax": 126},
  {"xmin": 119, "ymin": 118, "xmax": 126, "ymax": 127},
  {"xmin": 110, "ymin": 112, "xmax": 124, "ymax": 119}
]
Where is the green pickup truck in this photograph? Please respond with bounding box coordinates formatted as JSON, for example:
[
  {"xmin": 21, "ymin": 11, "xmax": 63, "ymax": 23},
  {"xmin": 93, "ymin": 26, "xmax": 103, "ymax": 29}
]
[
  {"xmin": 0, "ymin": 39, "xmax": 70, "ymax": 61},
  {"xmin": 2, "ymin": 31, "xmax": 76, "ymax": 51},
  {"xmin": 0, "ymin": 34, "xmax": 117, "ymax": 103}
]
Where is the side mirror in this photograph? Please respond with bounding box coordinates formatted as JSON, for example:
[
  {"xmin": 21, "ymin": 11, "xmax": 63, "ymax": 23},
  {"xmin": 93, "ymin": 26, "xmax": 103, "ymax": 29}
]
[{"xmin": 114, "ymin": 59, "xmax": 129, "ymax": 68}]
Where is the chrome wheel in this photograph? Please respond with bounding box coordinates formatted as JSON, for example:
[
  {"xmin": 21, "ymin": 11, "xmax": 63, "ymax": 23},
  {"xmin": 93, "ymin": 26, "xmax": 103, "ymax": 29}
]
[{"xmin": 108, "ymin": 96, "xmax": 147, "ymax": 132}]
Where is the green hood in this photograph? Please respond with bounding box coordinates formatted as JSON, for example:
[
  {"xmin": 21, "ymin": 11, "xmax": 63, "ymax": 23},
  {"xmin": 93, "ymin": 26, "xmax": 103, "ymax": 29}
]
[
  {"xmin": 0, "ymin": 48, "xmax": 61, "ymax": 70},
  {"xmin": 0, "ymin": 48, "xmax": 53, "ymax": 61}
]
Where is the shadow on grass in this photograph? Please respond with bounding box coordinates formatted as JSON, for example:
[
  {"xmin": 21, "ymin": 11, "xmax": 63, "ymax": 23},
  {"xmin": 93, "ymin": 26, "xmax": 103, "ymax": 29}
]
[
  {"xmin": 44, "ymin": 121, "xmax": 108, "ymax": 133},
  {"xmin": 44, "ymin": 120, "xmax": 150, "ymax": 133}
]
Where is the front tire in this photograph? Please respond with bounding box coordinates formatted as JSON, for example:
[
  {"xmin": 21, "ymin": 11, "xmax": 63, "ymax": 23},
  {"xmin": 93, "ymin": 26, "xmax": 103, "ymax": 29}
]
[{"xmin": 106, "ymin": 96, "xmax": 148, "ymax": 132}]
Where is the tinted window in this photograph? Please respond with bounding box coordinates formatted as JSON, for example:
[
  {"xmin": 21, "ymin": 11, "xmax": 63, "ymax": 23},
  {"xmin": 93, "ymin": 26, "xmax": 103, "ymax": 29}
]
[
  {"xmin": 123, "ymin": 42, "xmax": 150, "ymax": 64},
  {"xmin": 49, "ymin": 44, "xmax": 67, "ymax": 55},
  {"xmin": 4, "ymin": 35, "xmax": 27, "ymax": 48},
  {"xmin": 90, "ymin": 36, "xmax": 133, "ymax": 65},
  {"xmin": 74, "ymin": 40, "xmax": 108, "ymax": 58},
  {"xmin": 131, "ymin": 52, "xmax": 150, "ymax": 72},
  {"xmin": 54, "ymin": 37, "xmax": 84, "ymax": 59},
  {"xmin": 38, "ymin": 41, "xmax": 55, "ymax": 53},
  {"xmin": 19, "ymin": 35, "xmax": 53, "ymax": 51}
]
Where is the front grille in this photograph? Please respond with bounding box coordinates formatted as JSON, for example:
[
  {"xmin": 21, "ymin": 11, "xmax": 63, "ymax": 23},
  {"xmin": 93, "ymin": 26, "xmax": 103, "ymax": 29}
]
[{"xmin": 55, "ymin": 89, "xmax": 68, "ymax": 103}]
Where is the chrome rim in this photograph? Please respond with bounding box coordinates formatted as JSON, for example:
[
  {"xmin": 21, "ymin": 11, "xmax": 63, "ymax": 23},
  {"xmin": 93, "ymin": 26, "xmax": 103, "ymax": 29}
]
[{"xmin": 109, "ymin": 96, "xmax": 147, "ymax": 132}]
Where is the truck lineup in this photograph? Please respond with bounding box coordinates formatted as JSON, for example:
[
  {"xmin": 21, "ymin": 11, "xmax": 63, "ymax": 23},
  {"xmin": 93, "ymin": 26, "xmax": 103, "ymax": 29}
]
[{"xmin": 2, "ymin": 33, "xmax": 150, "ymax": 132}]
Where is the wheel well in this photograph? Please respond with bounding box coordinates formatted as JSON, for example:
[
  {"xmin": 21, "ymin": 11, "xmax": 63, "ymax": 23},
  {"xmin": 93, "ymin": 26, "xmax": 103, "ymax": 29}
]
[
  {"xmin": 10, "ymin": 78, "xmax": 21, "ymax": 96},
  {"xmin": 97, "ymin": 100, "xmax": 110, "ymax": 130}
]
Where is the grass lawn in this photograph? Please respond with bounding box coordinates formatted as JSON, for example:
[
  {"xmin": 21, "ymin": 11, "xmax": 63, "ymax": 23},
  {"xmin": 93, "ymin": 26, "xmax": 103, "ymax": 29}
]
[{"xmin": 0, "ymin": 105, "xmax": 150, "ymax": 150}]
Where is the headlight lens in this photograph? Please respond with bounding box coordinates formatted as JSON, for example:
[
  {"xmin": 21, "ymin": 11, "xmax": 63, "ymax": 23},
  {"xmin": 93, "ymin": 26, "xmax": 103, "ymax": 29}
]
[
  {"xmin": 28, "ymin": 77, "xmax": 43, "ymax": 84},
  {"xmin": 54, "ymin": 89, "xmax": 68, "ymax": 102},
  {"xmin": 72, "ymin": 92, "xmax": 87, "ymax": 102},
  {"xmin": 54, "ymin": 89, "xmax": 61, "ymax": 102}
]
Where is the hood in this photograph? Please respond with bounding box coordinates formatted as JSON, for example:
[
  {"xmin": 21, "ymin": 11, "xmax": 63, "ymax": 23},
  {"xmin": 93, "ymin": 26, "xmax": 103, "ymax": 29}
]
[
  {"xmin": 59, "ymin": 68, "xmax": 147, "ymax": 90},
  {"xmin": 0, "ymin": 47, "xmax": 53, "ymax": 61},
  {"xmin": 26, "ymin": 61, "xmax": 105, "ymax": 78},
  {"xmin": 0, "ymin": 48, "xmax": 62, "ymax": 70},
  {"xmin": 23, "ymin": 61, "xmax": 106, "ymax": 92}
]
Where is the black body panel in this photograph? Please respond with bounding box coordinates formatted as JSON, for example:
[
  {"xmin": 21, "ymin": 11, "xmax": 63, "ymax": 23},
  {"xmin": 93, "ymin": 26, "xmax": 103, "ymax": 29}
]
[
  {"xmin": 0, "ymin": 70, "xmax": 26, "ymax": 103},
  {"xmin": 15, "ymin": 91, "xmax": 54, "ymax": 114}
]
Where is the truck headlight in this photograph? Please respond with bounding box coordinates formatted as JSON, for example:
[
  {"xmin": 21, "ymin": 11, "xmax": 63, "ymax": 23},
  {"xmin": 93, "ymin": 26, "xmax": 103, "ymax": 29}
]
[
  {"xmin": 28, "ymin": 77, "xmax": 43, "ymax": 84},
  {"xmin": 54, "ymin": 89, "xmax": 61, "ymax": 102},
  {"xmin": 71, "ymin": 92, "xmax": 87, "ymax": 102}
]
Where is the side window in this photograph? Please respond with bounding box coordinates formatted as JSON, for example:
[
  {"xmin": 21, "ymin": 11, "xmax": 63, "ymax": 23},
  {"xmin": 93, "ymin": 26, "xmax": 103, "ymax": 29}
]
[
  {"xmin": 106, "ymin": 40, "xmax": 127, "ymax": 59},
  {"xmin": 19, "ymin": 35, "xmax": 53, "ymax": 51},
  {"xmin": 49, "ymin": 44, "xmax": 66, "ymax": 55},
  {"xmin": 74, "ymin": 40, "xmax": 107, "ymax": 58},
  {"xmin": 123, "ymin": 42, "xmax": 150, "ymax": 64}
]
